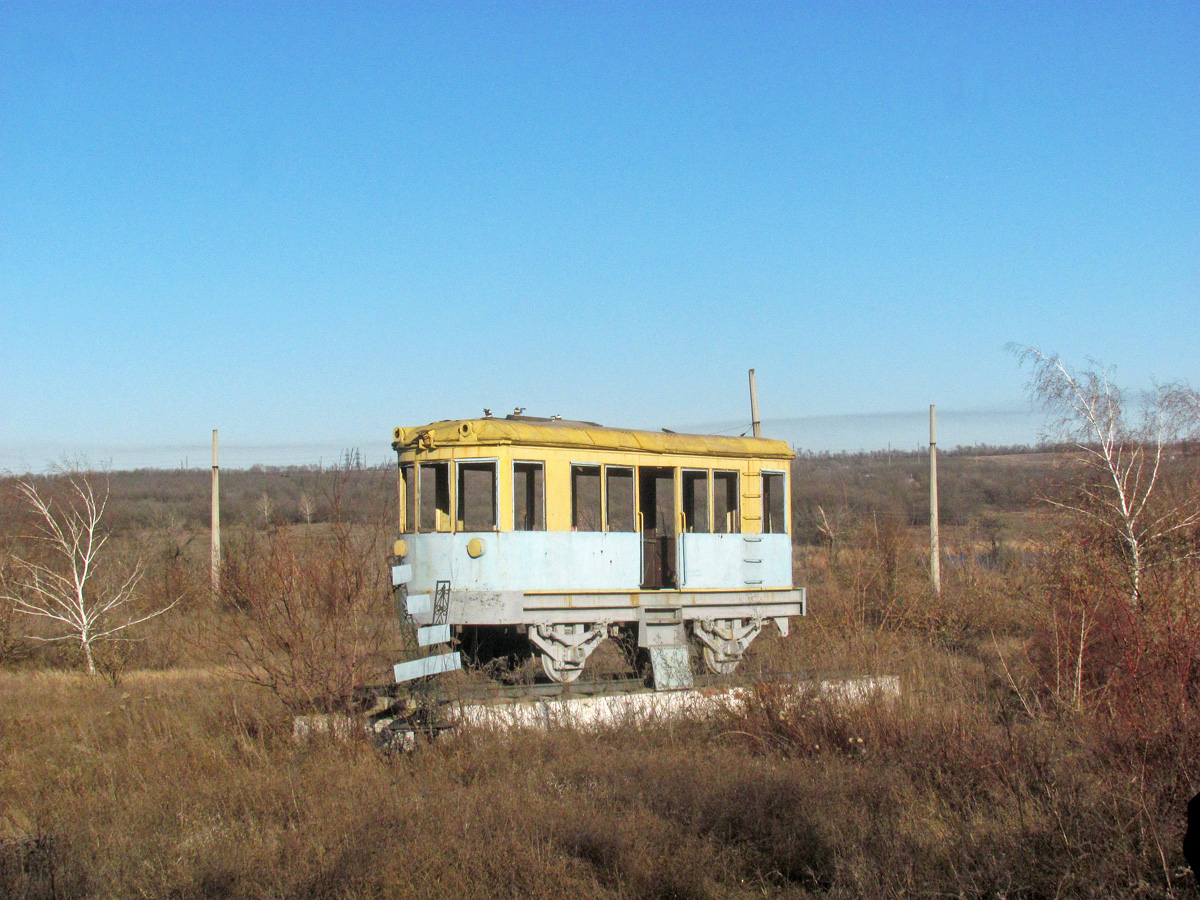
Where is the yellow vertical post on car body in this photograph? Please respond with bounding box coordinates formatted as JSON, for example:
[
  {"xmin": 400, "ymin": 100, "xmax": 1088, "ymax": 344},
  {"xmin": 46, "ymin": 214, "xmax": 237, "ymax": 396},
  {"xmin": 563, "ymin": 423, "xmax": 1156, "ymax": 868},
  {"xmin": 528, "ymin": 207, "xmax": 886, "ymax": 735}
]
[{"xmin": 742, "ymin": 458, "xmax": 762, "ymax": 533}]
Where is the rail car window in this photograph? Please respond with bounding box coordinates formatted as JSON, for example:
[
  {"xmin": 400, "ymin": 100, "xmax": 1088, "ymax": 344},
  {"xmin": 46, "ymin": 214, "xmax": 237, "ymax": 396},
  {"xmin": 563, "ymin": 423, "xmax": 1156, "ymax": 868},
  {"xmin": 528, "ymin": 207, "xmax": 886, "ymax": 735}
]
[
  {"xmin": 713, "ymin": 470, "xmax": 739, "ymax": 533},
  {"xmin": 762, "ymin": 471, "xmax": 787, "ymax": 534},
  {"xmin": 571, "ymin": 465, "xmax": 602, "ymax": 531},
  {"xmin": 605, "ymin": 466, "xmax": 636, "ymax": 532},
  {"xmin": 682, "ymin": 469, "xmax": 710, "ymax": 533},
  {"xmin": 419, "ymin": 462, "xmax": 451, "ymax": 532},
  {"xmin": 400, "ymin": 464, "xmax": 416, "ymax": 533},
  {"xmin": 513, "ymin": 462, "xmax": 544, "ymax": 531},
  {"xmin": 457, "ymin": 462, "xmax": 497, "ymax": 531}
]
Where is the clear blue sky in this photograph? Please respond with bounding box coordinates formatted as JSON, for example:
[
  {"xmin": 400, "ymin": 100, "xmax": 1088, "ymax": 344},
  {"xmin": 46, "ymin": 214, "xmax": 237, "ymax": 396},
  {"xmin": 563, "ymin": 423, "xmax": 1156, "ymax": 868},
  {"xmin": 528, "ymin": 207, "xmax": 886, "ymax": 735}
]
[{"xmin": 3, "ymin": 2, "xmax": 1197, "ymax": 471}]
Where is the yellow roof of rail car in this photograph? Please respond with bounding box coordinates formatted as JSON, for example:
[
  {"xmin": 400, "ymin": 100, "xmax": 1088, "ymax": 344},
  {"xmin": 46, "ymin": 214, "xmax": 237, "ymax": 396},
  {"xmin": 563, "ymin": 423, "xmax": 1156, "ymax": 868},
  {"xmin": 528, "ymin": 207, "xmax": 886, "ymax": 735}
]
[{"xmin": 393, "ymin": 417, "xmax": 794, "ymax": 460}]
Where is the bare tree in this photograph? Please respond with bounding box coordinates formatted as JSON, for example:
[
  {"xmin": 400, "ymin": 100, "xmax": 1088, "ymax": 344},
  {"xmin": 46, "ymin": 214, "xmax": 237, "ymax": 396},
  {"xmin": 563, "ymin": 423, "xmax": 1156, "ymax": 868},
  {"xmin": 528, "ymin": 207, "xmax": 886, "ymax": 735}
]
[
  {"xmin": 257, "ymin": 491, "xmax": 274, "ymax": 528},
  {"xmin": 1013, "ymin": 346, "xmax": 1200, "ymax": 607},
  {"xmin": 1160, "ymin": 379, "xmax": 1200, "ymax": 441},
  {"xmin": 0, "ymin": 471, "xmax": 176, "ymax": 674},
  {"xmin": 298, "ymin": 491, "xmax": 315, "ymax": 525}
]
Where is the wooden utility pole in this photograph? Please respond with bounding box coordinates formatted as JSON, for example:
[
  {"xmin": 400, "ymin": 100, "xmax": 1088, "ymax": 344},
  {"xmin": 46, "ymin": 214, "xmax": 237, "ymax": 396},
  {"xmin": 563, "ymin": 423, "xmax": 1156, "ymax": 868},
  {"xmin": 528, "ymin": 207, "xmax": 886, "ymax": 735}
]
[
  {"xmin": 211, "ymin": 429, "xmax": 221, "ymax": 597},
  {"xmin": 748, "ymin": 369, "xmax": 762, "ymax": 438},
  {"xmin": 929, "ymin": 405, "xmax": 941, "ymax": 594}
]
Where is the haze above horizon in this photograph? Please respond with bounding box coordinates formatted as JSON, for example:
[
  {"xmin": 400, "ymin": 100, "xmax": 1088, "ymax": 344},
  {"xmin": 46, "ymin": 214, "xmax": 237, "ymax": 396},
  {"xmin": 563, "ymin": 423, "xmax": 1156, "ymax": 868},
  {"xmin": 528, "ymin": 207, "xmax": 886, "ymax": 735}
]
[{"xmin": 3, "ymin": 2, "xmax": 1197, "ymax": 473}]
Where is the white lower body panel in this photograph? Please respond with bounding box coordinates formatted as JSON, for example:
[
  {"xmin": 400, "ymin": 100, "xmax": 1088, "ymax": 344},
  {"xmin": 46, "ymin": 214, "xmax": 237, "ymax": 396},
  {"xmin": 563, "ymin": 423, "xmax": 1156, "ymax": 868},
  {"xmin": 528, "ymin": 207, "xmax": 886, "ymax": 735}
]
[{"xmin": 446, "ymin": 587, "xmax": 805, "ymax": 626}]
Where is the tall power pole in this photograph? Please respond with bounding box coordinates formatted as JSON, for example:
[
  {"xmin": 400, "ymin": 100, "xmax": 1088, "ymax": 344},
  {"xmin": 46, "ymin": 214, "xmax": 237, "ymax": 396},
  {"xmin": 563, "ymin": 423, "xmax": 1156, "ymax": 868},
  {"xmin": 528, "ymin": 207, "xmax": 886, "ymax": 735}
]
[
  {"xmin": 211, "ymin": 429, "xmax": 221, "ymax": 597},
  {"xmin": 748, "ymin": 369, "xmax": 762, "ymax": 438},
  {"xmin": 929, "ymin": 405, "xmax": 941, "ymax": 594}
]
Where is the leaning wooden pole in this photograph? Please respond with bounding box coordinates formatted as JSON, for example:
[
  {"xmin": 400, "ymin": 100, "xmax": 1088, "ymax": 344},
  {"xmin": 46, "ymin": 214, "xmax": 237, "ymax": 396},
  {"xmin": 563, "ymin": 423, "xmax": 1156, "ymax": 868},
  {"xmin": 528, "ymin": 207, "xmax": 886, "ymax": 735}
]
[
  {"xmin": 929, "ymin": 405, "xmax": 941, "ymax": 594},
  {"xmin": 211, "ymin": 429, "xmax": 221, "ymax": 597},
  {"xmin": 749, "ymin": 369, "xmax": 762, "ymax": 438}
]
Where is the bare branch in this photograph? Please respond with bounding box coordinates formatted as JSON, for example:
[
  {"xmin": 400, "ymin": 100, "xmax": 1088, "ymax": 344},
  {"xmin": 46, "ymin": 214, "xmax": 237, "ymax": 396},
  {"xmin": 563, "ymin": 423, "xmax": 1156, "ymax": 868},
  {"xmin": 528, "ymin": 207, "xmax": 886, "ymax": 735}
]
[
  {"xmin": 1012, "ymin": 346, "xmax": 1200, "ymax": 609},
  {"xmin": 0, "ymin": 470, "xmax": 174, "ymax": 674}
]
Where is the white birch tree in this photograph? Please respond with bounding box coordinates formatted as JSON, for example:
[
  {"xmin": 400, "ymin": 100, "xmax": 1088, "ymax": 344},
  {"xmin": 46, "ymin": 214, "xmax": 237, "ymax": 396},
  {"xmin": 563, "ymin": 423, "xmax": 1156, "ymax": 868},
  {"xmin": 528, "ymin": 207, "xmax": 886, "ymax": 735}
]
[
  {"xmin": 1013, "ymin": 346, "xmax": 1200, "ymax": 607},
  {"xmin": 1, "ymin": 471, "xmax": 175, "ymax": 674}
]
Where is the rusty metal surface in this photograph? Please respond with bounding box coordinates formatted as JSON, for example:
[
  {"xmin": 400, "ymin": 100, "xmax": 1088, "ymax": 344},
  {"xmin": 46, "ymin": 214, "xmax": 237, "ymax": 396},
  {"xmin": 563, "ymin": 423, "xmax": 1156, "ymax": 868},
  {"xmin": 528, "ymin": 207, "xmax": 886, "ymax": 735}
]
[{"xmin": 393, "ymin": 417, "xmax": 794, "ymax": 460}]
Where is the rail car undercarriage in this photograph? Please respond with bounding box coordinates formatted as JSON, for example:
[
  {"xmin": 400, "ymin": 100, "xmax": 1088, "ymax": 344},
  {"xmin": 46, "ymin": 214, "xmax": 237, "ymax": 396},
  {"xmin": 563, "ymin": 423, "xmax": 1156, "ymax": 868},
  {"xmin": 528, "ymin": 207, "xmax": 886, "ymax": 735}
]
[{"xmin": 422, "ymin": 587, "xmax": 805, "ymax": 684}]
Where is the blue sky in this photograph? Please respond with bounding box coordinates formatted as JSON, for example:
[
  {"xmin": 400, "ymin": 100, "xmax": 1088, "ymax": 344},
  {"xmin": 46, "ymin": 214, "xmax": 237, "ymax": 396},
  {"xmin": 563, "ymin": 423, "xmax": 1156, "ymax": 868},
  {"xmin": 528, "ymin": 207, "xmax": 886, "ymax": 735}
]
[{"xmin": 2, "ymin": 2, "xmax": 1197, "ymax": 471}]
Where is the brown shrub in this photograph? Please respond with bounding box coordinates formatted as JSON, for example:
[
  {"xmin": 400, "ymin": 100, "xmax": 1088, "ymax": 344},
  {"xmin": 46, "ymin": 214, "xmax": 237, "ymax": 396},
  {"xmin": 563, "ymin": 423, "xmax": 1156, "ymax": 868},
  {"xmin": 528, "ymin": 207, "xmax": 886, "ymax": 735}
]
[
  {"xmin": 1029, "ymin": 511, "xmax": 1200, "ymax": 721},
  {"xmin": 201, "ymin": 467, "xmax": 402, "ymax": 713}
]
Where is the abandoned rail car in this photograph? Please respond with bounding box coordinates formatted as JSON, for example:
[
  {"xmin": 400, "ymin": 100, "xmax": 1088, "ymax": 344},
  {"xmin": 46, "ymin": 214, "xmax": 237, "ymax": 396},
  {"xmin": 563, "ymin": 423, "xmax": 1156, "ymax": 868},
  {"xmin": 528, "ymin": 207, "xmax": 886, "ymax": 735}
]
[{"xmin": 390, "ymin": 415, "xmax": 805, "ymax": 684}]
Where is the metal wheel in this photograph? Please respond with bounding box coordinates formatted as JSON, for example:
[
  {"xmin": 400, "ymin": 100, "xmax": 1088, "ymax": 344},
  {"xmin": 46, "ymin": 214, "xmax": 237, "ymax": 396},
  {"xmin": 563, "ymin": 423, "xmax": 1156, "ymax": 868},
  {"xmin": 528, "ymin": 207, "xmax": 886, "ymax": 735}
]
[
  {"xmin": 702, "ymin": 645, "xmax": 739, "ymax": 676},
  {"xmin": 541, "ymin": 654, "xmax": 584, "ymax": 683}
]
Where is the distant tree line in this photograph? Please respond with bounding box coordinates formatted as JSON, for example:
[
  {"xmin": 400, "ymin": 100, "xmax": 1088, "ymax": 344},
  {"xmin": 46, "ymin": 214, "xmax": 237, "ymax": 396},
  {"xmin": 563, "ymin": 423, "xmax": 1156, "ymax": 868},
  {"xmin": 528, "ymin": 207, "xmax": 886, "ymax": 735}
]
[
  {"xmin": 789, "ymin": 446, "xmax": 1055, "ymax": 544},
  {"xmin": 0, "ymin": 464, "xmax": 398, "ymax": 535}
]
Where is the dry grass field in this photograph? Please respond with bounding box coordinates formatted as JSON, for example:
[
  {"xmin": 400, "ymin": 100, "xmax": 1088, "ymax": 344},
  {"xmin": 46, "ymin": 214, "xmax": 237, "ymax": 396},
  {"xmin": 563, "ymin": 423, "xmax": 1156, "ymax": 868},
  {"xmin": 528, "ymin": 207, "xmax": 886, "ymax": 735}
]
[
  {"xmin": 2, "ymin": 448, "xmax": 1199, "ymax": 899},
  {"xmin": 2, "ymin": 634, "xmax": 1197, "ymax": 899}
]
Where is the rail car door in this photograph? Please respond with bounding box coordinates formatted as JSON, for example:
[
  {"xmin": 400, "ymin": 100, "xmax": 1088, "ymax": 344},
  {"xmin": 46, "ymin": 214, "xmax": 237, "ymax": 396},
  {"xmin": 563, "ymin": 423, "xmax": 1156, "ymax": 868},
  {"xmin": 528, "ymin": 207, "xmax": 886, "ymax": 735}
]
[{"xmin": 639, "ymin": 467, "xmax": 677, "ymax": 589}]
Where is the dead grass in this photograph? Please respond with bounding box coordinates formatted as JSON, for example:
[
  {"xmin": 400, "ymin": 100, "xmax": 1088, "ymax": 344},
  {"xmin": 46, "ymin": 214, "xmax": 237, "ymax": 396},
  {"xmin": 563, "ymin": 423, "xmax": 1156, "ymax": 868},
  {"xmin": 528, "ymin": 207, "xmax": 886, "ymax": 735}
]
[{"xmin": 1, "ymin": 649, "xmax": 1198, "ymax": 900}]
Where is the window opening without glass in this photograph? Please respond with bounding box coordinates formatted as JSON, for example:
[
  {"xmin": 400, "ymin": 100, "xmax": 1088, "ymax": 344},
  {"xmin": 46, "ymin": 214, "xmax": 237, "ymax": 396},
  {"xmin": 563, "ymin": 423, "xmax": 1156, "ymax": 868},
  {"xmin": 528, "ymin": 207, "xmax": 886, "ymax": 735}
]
[
  {"xmin": 401, "ymin": 464, "xmax": 415, "ymax": 534},
  {"xmin": 605, "ymin": 466, "xmax": 636, "ymax": 532},
  {"xmin": 513, "ymin": 461, "xmax": 544, "ymax": 531},
  {"xmin": 419, "ymin": 462, "xmax": 451, "ymax": 532},
  {"xmin": 713, "ymin": 470, "xmax": 739, "ymax": 533},
  {"xmin": 571, "ymin": 465, "xmax": 602, "ymax": 532},
  {"xmin": 682, "ymin": 469, "xmax": 710, "ymax": 533},
  {"xmin": 457, "ymin": 462, "xmax": 497, "ymax": 531},
  {"xmin": 762, "ymin": 471, "xmax": 787, "ymax": 535}
]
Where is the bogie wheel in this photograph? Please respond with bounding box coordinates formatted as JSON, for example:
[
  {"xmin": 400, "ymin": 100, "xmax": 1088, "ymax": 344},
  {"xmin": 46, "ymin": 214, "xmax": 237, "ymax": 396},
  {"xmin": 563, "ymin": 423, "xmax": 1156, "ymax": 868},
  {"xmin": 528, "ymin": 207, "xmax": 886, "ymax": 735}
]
[
  {"xmin": 702, "ymin": 646, "xmax": 739, "ymax": 676},
  {"xmin": 541, "ymin": 654, "xmax": 584, "ymax": 683}
]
